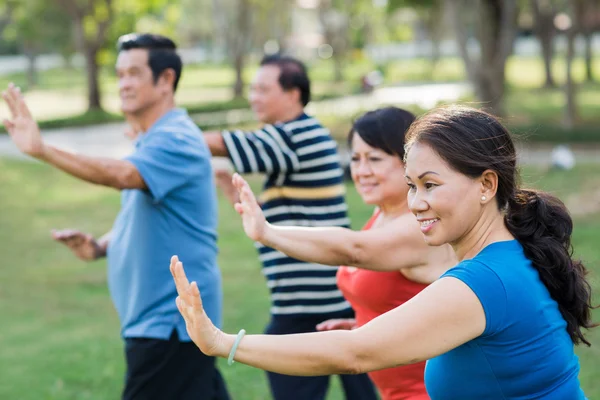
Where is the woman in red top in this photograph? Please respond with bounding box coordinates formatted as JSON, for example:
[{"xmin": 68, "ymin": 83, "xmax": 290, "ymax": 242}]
[{"xmin": 231, "ymin": 107, "xmax": 456, "ymax": 399}]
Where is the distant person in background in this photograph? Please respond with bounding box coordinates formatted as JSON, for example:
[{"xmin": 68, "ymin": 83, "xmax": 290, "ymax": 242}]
[
  {"xmin": 2, "ymin": 33, "xmax": 230, "ymax": 400},
  {"xmin": 201, "ymin": 54, "xmax": 378, "ymax": 400},
  {"xmin": 228, "ymin": 107, "xmax": 456, "ymax": 399}
]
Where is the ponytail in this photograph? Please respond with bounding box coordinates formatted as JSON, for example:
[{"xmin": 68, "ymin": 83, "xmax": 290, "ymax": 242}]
[{"xmin": 505, "ymin": 189, "xmax": 597, "ymax": 346}]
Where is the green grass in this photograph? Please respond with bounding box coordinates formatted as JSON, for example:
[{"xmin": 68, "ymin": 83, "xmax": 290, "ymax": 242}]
[{"xmin": 0, "ymin": 159, "xmax": 598, "ymax": 399}]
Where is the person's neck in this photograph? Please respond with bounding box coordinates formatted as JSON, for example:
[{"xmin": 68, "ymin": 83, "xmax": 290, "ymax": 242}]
[
  {"xmin": 271, "ymin": 105, "xmax": 304, "ymax": 125},
  {"xmin": 452, "ymin": 209, "xmax": 514, "ymax": 261},
  {"xmin": 132, "ymin": 98, "xmax": 177, "ymax": 132},
  {"xmin": 378, "ymin": 198, "xmax": 408, "ymax": 220}
]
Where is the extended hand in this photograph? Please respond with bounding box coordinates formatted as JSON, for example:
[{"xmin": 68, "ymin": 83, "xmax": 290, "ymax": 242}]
[
  {"xmin": 2, "ymin": 83, "xmax": 45, "ymax": 158},
  {"xmin": 232, "ymin": 173, "xmax": 267, "ymax": 242},
  {"xmin": 170, "ymin": 255, "xmax": 226, "ymax": 356},
  {"xmin": 51, "ymin": 229, "xmax": 104, "ymax": 261},
  {"xmin": 316, "ymin": 318, "xmax": 357, "ymax": 331}
]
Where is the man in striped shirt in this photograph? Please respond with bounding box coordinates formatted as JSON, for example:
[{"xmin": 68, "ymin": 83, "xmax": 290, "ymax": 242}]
[{"xmin": 204, "ymin": 55, "xmax": 377, "ymax": 400}]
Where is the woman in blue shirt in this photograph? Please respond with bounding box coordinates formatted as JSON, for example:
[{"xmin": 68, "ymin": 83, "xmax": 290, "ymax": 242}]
[{"xmin": 171, "ymin": 105, "xmax": 596, "ymax": 399}]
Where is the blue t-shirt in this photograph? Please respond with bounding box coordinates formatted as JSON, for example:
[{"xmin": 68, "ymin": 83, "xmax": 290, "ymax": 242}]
[
  {"xmin": 425, "ymin": 240, "xmax": 585, "ymax": 399},
  {"xmin": 107, "ymin": 108, "xmax": 222, "ymax": 340}
]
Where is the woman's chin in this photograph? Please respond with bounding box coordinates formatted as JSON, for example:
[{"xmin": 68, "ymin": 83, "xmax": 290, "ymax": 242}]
[{"xmin": 422, "ymin": 234, "xmax": 446, "ymax": 247}]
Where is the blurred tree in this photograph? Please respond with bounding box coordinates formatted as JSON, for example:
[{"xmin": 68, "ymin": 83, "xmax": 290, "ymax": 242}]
[
  {"xmin": 53, "ymin": 0, "xmax": 115, "ymax": 112},
  {"xmin": 562, "ymin": 0, "xmax": 583, "ymax": 128},
  {"xmin": 1, "ymin": 0, "xmax": 73, "ymax": 88},
  {"xmin": 318, "ymin": 0, "xmax": 355, "ymax": 82},
  {"xmin": 212, "ymin": 0, "xmax": 252, "ymax": 98},
  {"xmin": 178, "ymin": 0, "xmax": 215, "ymax": 48},
  {"xmin": 0, "ymin": 0, "xmax": 16, "ymax": 38},
  {"xmin": 388, "ymin": 0, "xmax": 444, "ymax": 76},
  {"xmin": 531, "ymin": 0, "xmax": 558, "ymax": 87},
  {"xmin": 444, "ymin": 0, "xmax": 518, "ymax": 115},
  {"xmin": 210, "ymin": 0, "xmax": 289, "ymax": 98},
  {"xmin": 579, "ymin": 0, "xmax": 597, "ymax": 82},
  {"xmin": 253, "ymin": 0, "xmax": 293, "ymax": 54}
]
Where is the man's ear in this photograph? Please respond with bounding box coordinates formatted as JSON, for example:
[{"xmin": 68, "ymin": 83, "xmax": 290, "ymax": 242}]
[{"xmin": 159, "ymin": 68, "xmax": 176, "ymax": 92}]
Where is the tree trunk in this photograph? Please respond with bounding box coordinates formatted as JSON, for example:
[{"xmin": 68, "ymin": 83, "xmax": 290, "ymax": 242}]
[
  {"xmin": 84, "ymin": 46, "xmax": 102, "ymax": 111},
  {"xmin": 425, "ymin": 3, "xmax": 443, "ymax": 77},
  {"xmin": 540, "ymin": 33, "xmax": 555, "ymax": 87},
  {"xmin": 333, "ymin": 54, "xmax": 344, "ymax": 82},
  {"xmin": 446, "ymin": 0, "xmax": 517, "ymax": 116},
  {"xmin": 228, "ymin": 0, "xmax": 251, "ymax": 99},
  {"xmin": 24, "ymin": 49, "xmax": 38, "ymax": 89},
  {"xmin": 233, "ymin": 52, "xmax": 245, "ymax": 99},
  {"xmin": 564, "ymin": 29, "xmax": 578, "ymax": 129},
  {"xmin": 583, "ymin": 32, "xmax": 594, "ymax": 82},
  {"xmin": 531, "ymin": 0, "xmax": 556, "ymax": 88}
]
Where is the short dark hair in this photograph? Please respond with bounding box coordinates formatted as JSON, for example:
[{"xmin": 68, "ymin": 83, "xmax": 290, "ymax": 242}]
[
  {"xmin": 117, "ymin": 33, "xmax": 183, "ymax": 92},
  {"xmin": 404, "ymin": 105, "xmax": 597, "ymax": 346},
  {"xmin": 260, "ymin": 54, "xmax": 311, "ymax": 106},
  {"xmin": 348, "ymin": 107, "xmax": 416, "ymax": 159}
]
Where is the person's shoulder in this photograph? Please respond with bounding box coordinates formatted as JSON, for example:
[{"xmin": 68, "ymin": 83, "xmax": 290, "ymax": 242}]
[
  {"xmin": 149, "ymin": 122, "xmax": 203, "ymax": 146},
  {"xmin": 282, "ymin": 113, "xmax": 326, "ymax": 131},
  {"xmin": 150, "ymin": 109, "xmax": 201, "ymax": 137}
]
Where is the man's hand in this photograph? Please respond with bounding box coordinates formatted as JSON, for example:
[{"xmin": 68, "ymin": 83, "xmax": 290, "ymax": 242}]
[
  {"xmin": 2, "ymin": 83, "xmax": 45, "ymax": 158},
  {"xmin": 51, "ymin": 229, "xmax": 105, "ymax": 261},
  {"xmin": 316, "ymin": 319, "xmax": 357, "ymax": 331}
]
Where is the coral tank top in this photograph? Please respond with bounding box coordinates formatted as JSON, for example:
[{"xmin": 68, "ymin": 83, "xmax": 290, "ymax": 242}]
[{"xmin": 337, "ymin": 209, "xmax": 430, "ymax": 400}]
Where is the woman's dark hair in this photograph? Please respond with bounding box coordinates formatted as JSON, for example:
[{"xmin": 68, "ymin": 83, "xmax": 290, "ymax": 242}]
[
  {"xmin": 117, "ymin": 33, "xmax": 183, "ymax": 92},
  {"xmin": 260, "ymin": 55, "xmax": 311, "ymax": 106},
  {"xmin": 404, "ymin": 105, "xmax": 596, "ymax": 346},
  {"xmin": 348, "ymin": 107, "xmax": 416, "ymax": 158}
]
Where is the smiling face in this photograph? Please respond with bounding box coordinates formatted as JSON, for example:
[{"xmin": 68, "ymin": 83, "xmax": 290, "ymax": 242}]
[
  {"xmin": 116, "ymin": 48, "xmax": 169, "ymax": 116},
  {"xmin": 350, "ymin": 133, "xmax": 408, "ymax": 208},
  {"xmin": 404, "ymin": 142, "xmax": 483, "ymax": 246}
]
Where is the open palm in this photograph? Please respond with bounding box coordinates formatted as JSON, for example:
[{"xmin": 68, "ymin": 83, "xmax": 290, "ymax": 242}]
[
  {"xmin": 170, "ymin": 255, "xmax": 224, "ymax": 356},
  {"xmin": 2, "ymin": 84, "xmax": 44, "ymax": 157},
  {"xmin": 232, "ymin": 173, "xmax": 267, "ymax": 242}
]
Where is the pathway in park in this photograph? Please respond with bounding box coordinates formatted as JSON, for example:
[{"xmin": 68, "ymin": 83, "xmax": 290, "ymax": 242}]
[{"xmin": 0, "ymin": 82, "xmax": 598, "ymax": 166}]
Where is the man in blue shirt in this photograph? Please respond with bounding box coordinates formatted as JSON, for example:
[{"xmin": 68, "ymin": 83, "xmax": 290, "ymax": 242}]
[{"xmin": 2, "ymin": 34, "xmax": 230, "ymax": 400}]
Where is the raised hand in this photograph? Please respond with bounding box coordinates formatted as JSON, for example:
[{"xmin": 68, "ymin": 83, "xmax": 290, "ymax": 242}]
[
  {"xmin": 232, "ymin": 173, "xmax": 267, "ymax": 242},
  {"xmin": 51, "ymin": 229, "xmax": 104, "ymax": 261},
  {"xmin": 316, "ymin": 318, "xmax": 357, "ymax": 331},
  {"xmin": 170, "ymin": 255, "xmax": 226, "ymax": 356},
  {"xmin": 2, "ymin": 83, "xmax": 45, "ymax": 158}
]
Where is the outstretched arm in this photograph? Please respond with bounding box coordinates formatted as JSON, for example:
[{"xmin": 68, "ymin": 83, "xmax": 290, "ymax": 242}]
[
  {"xmin": 171, "ymin": 256, "xmax": 485, "ymax": 376},
  {"xmin": 203, "ymin": 131, "xmax": 229, "ymax": 157},
  {"xmin": 2, "ymin": 84, "xmax": 146, "ymax": 190},
  {"xmin": 233, "ymin": 173, "xmax": 436, "ymax": 272}
]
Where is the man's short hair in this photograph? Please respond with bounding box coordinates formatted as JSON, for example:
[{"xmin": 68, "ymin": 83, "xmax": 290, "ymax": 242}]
[
  {"xmin": 260, "ymin": 55, "xmax": 311, "ymax": 106},
  {"xmin": 117, "ymin": 33, "xmax": 183, "ymax": 92}
]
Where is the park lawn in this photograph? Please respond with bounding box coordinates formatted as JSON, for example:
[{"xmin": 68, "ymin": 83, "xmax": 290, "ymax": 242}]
[{"xmin": 0, "ymin": 159, "xmax": 598, "ymax": 399}]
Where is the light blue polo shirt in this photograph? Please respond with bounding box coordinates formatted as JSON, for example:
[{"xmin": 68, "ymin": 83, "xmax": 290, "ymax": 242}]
[{"xmin": 107, "ymin": 108, "xmax": 222, "ymax": 341}]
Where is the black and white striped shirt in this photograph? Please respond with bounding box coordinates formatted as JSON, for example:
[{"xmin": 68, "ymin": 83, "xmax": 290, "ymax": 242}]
[{"xmin": 222, "ymin": 113, "xmax": 353, "ymax": 317}]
